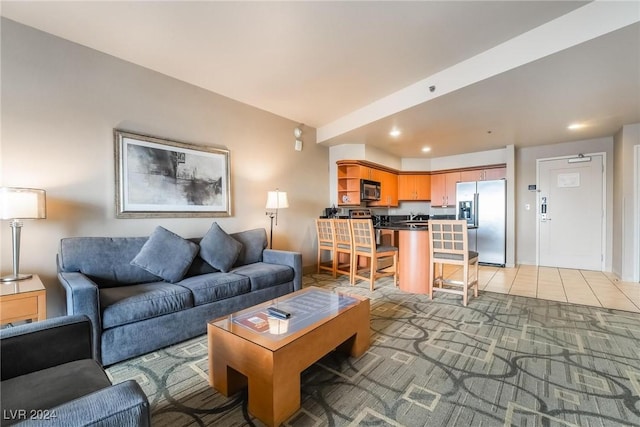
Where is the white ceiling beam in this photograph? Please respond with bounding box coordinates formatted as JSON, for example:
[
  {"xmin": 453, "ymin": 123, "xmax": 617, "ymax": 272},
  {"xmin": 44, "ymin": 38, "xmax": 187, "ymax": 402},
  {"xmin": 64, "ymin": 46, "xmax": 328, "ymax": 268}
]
[{"xmin": 316, "ymin": 0, "xmax": 640, "ymax": 143}]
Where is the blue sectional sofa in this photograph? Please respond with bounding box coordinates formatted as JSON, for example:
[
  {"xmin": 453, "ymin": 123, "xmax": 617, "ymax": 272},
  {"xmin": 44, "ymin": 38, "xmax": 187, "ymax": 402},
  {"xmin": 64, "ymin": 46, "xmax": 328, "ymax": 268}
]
[{"xmin": 58, "ymin": 225, "xmax": 302, "ymax": 366}]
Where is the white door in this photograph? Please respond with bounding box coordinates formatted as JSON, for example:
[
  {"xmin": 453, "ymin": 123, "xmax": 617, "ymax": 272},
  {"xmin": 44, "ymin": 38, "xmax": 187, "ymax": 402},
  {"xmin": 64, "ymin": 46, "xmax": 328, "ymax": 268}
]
[{"xmin": 538, "ymin": 155, "xmax": 604, "ymax": 270}]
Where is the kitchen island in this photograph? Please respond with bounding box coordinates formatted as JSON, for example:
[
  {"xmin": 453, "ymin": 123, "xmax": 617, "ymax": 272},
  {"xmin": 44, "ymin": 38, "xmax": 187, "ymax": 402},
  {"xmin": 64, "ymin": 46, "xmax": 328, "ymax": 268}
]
[
  {"xmin": 376, "ymin": 221, "xmax": 478, "ymax": 295},
  {"xmin": 376, "ymin": 223, "xmax": 432, "ymax": 295}
]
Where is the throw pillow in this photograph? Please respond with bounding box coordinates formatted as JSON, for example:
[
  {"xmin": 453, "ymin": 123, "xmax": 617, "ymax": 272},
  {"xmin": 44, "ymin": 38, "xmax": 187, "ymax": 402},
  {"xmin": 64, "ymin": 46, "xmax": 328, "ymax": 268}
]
[
  {"xmin": 131, "ymin": 226, "xmax": 199, "ymax": 283},
  {"xmin": 230, "ymin": 228, "xmax": 267, "ymax": 266},
  {"xmin": 199, "ymin": 222, "xmax": 243, "ymax": 273}
]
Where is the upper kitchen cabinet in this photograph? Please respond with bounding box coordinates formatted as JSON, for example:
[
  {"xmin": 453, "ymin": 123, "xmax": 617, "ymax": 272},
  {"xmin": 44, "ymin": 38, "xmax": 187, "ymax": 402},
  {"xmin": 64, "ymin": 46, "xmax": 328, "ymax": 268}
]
[
  {"xmin": 337, "ymin": 160, "xmax": 398, "ymax": 207},
  {"xmin": 337, "ymin": 161, "xmax": 362, "ymax": 206},
  {"xmin": 368, "ymin": 170, "xmax": 398, "ymax": 207},
  {"xmin": 398, "ymin": 174, "xmax": 431, "ymax": 201},
  {"xmin": 460, "ymin": 166, "xmax": 506, "ymax": 182},
  {"xmin": 359, "ymin": 165, "xmax": 379, "ymax": 181},
  {"xmin": 431, "ymin": 171, "xmax": 460, "ymax": 207}
]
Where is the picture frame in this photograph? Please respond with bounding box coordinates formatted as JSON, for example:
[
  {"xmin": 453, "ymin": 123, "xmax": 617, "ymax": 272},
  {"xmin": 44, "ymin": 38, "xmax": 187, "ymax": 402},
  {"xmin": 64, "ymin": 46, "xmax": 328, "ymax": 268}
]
[{"xmin": 114, "ymin": 129, "xmax": 231, "ymax": 218}]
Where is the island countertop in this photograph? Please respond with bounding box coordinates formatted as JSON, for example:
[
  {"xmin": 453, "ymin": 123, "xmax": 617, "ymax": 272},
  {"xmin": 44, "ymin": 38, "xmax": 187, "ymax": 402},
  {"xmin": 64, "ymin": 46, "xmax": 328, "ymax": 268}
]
[
  {"xmin": 375, "ymin": 222, "xmax": 429, "ymax": 231},
  {"xmin": 375, "ymin": 223, "xmax": 477, "ymax": 231}
]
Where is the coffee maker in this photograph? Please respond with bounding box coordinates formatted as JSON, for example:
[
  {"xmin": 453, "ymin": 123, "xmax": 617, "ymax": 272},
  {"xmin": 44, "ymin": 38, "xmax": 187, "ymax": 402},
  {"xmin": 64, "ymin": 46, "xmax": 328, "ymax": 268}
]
[{"xmin": 323, "ymin": 206, "xmax": 338, "ymax": 218}]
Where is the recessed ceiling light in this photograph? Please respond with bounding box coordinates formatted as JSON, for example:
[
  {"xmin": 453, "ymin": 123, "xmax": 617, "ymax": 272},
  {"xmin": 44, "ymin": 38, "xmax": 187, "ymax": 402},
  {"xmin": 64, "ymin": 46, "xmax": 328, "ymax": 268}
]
[
  {"xmin": 567, "ymin": 123, "xmax": 585, "ymax": 130},
  {"xmin": 421, "ymin": 147, "xmax": 431, "ymax": 153},
  {"xmin": 389, "ymin": 128, "xmax": 401, "ymax": 137}
]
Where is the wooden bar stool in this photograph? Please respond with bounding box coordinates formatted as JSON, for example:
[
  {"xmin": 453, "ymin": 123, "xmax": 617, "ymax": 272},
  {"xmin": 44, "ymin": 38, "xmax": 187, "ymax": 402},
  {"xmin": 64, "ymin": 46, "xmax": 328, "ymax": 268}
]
[
  {"xmin": 315, "ymin": 218, "xmax": 336, "ymax": 276},
  {"xmin": 351, "ymin": 219, "xmax": 398, "ymax": 291},
  {"xmin": 428, "ymin": 220, "xmax": 479, "ymax": 306},
  {"xmin": 333, "ymin": 219, "xmax": 355, "ymax": 283}
]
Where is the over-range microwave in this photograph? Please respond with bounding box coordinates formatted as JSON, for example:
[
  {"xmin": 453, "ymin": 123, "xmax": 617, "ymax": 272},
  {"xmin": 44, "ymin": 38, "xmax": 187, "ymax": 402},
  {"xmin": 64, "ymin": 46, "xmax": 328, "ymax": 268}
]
[{"xmin": 361, "ymin": 179, "xmax": 381, "ymax": 201}]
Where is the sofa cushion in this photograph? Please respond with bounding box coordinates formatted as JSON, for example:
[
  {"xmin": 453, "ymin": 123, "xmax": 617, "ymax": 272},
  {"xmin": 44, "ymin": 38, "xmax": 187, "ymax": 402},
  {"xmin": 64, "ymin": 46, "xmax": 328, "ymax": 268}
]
[
  {"xmin": 0, "ymin": 359, "xmax": 111, "ymax": 419},
  {"xmin": 231, "ymin": 228, "xmax": 268, "ymax": 267},
  {"xmin": 199, "ymin": 223, "xmax": 243, "ymax": 273},
  {"xmin": 59, "ymin": 237, "xmax": 161, "ymax": 287},
  {"xmin": 131, "ymin": 226, "xmax": 199, "ymax": 283},
  {"xmin": 231, "ymin": 262, "xmax": 295, "ymax": 291},
  {"xmin": 100, "ymin": 282, "xmax": 194, "ymax": 329},
  {"xmin": 184, "ymin": 256, "xmax": 219, "ymax": 277},
  {"xmin": 177, "ymin": 272, "xmax": 251, "ymax": 306}
]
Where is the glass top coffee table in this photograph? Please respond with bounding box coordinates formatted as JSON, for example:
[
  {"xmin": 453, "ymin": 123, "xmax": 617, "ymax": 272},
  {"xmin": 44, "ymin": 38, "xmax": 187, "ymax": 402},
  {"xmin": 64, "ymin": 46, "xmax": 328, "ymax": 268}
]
[{"xmin": 207, "ymin": 286, "xmax": 370, "ymax": 427}]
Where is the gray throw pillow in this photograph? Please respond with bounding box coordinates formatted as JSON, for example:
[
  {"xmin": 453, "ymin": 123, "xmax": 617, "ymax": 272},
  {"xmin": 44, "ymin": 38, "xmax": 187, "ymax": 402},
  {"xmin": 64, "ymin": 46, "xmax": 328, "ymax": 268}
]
[
  {"xmin": 131, "ymin": 226, "xmax": 199, "ymax": 283},
  {"xmin": 230, "ymin": 228, "xmax": 267, "ymax": 266},
  {"xmin": 199, "ymin": 222, "xmax": 243, "ymax": 273}
]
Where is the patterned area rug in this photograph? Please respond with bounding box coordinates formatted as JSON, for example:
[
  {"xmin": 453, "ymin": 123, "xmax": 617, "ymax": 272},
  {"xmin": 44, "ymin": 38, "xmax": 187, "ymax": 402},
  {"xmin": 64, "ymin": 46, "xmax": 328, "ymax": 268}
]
[{"xmin": 107, "ymin": 274, "xmax": 640, "ymax": 426}]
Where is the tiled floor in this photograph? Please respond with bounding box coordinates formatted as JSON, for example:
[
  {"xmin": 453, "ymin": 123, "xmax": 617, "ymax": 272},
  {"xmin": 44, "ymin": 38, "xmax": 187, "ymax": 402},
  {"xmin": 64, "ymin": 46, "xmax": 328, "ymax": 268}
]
[{"xmin": 442, "ymin": 264, "xmax": 640, "ymax": 313}]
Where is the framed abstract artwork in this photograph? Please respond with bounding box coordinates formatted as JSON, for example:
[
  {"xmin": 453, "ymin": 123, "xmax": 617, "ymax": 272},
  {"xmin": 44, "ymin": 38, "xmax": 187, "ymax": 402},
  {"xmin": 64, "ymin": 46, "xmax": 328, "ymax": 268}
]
[{"xmin": 114, "ymin": 130, "xmax": 231, "ymax": 218}]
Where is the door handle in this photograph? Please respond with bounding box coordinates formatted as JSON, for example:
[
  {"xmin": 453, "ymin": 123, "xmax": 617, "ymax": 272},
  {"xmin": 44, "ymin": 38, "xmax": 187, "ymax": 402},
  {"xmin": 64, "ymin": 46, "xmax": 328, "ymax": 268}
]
[{"xmin": 473, "ymin": 193, "xmax": 479, "ymax": 227}]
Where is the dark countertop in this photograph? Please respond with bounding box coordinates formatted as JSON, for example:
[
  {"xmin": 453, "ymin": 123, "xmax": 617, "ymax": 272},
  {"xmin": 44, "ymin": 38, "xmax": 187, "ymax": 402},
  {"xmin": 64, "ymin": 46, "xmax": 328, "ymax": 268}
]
[
  {"xmin": 375, "ymin": 223, "xmax": 477, "ymax": 231},
  {"xmin": 376, "ymin": 223, "xmax": 429, "ymax": 231}
]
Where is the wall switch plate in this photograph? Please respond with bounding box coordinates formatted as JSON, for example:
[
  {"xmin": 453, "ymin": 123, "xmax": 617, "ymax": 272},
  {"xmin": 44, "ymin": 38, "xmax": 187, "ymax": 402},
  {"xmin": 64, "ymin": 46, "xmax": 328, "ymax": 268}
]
[{"xmin": 294, "ymin": 139, "xmax": 303, "ymax": 151}]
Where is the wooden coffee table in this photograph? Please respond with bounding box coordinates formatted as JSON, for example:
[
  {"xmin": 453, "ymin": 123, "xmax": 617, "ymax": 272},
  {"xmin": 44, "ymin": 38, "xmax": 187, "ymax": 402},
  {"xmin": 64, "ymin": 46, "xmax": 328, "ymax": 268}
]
[{"xmin": 207, "ymin": 286, "xmax": 370, "ymax": 427}]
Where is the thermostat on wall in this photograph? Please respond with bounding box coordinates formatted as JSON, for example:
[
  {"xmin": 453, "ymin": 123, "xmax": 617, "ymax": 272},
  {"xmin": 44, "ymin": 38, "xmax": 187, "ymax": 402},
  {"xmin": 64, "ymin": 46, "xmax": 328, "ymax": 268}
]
[{"xmin": 528, "ymin": 184, "xmax": 537, "ymax": 191}]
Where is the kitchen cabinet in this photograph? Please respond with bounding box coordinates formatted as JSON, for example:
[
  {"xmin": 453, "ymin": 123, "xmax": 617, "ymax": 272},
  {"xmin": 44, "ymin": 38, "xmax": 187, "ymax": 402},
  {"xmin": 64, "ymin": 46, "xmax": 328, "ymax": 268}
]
[
  {"xmin": 359, "ymin": 166, "xmax": 379, "ymax": 181},
  {"xmin": 398, "ymin": 174, "xmax": 431, "ymax": 201},
  {"xmin": 337, "ymin": 160, "xmax": 398, "ymax": 206},
  {"xmin": 338, "ymin": 160, "xmax": 505, "ymax": 207},
  {"xmin": 369, "ymin": 170, "xmax": 398, "ymax": 207},
  {"xmin": 337, "ymin": 161, "xmax": 362, "ymax": 206},
  {"xmin": 378, "ymin": 229, "xmax": 397, "ymax": 247},
  {"xmin": 460, "ymin": 167, "xmax": 506, "ymax": 182},
  {"xmin": 431, "ymin": 171, "xmax": 460, "ymax": 207}
]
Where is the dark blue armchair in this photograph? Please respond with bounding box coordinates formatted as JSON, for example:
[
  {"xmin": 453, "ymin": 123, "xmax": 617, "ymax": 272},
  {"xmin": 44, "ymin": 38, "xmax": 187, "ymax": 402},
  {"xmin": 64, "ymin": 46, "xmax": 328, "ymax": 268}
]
[{"xmin": 0, "ymin": 315, "xmax": 149, "ymax": 426}]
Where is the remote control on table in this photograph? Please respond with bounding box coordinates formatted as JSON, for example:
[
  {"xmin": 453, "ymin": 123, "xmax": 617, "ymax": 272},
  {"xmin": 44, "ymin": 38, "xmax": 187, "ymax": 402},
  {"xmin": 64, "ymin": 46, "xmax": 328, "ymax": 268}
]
[{"xmin": 267, "ymin": 307, "xmax": 291, "ymax": 319}]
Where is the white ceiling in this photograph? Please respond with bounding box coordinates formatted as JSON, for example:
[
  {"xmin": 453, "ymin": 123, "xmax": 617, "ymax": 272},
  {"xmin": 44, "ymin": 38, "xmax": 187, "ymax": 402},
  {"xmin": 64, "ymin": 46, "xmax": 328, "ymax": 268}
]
[{"xmin": 2, "ymin": 1, "xmax": 639, "ymax": 158}]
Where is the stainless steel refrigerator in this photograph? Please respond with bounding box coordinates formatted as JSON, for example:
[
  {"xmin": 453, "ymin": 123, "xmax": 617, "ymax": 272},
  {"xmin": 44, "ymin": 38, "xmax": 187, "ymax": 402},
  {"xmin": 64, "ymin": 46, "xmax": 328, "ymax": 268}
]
[{"xmin": 455, "ymin": 179, "xmax": 506, "ymax": 266}]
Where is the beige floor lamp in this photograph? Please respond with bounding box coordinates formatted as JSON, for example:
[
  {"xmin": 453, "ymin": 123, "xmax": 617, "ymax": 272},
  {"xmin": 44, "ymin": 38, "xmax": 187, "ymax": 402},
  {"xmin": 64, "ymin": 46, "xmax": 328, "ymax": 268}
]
[{"xmin": 265, "ymin": 189, "xmax": 288, "ymax": 249}]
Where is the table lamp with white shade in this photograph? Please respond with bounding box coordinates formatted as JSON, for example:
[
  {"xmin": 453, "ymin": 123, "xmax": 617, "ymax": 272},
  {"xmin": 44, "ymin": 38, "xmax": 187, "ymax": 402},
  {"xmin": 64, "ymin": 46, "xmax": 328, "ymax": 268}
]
[
  {"xmin": 0, "ymin": 187, "xmax": 47, "ymax": 282},
  {"xmin": 265, "ymin": 189, "xmax": 288, "ymax": 249}
]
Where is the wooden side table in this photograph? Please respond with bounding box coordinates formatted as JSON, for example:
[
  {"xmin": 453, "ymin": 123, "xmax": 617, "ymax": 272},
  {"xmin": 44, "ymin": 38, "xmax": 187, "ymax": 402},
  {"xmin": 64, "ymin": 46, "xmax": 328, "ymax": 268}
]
[{"xmin": 0, "ymin": 274, "xmax": 46, "ymax": 325}]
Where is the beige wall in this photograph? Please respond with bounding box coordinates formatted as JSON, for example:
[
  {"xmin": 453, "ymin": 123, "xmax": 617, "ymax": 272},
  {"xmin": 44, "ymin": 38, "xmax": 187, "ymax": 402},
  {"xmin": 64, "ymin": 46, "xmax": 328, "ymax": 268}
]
[
  {"xmin": 515, "ymin": 137, "xmax": 614, "ymax": 268},
  {"xmin": 0, "ymin": 19, "xmax": 329, "ymax": 317}
]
